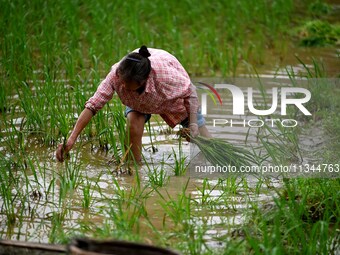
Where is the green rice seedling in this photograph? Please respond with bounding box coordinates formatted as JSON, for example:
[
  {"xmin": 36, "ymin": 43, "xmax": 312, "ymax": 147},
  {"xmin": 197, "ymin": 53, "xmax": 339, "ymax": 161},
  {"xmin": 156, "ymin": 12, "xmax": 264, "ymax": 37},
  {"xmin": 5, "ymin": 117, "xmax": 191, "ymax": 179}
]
[
  {"xmin": 144, "ymin": 155, "xmax": 170, "ymax": 188},
  {"xmin": 0, "ymin": 159, "xmax": 17, "ymax": 227},
  {"xmin": 52, "ymin": 100, "xmax": 73, "ymax": 145},
  {"xmin": 246, "ymin": 77, "xmax": 303, "ymax": 165},
  {"xmin": 173, "ymin": 220, "xmax": 211, "ymax": 255},
  {"xmin": 217, "ymin": 177, "xmax": 243, "ymax": 196},
  {"xmin": 94, "ymin": 218, "xmax": 142, "ymax": 243},
  {"xmin": 0, "ymin": 159, "xmax": 29, "ymax": 237},
  {"xmin": 15, "ymin": 82, "xmax": 41, "ymax": 129},
  {"xmin": 15, "ymin": 196, "xmax": 28, "ymax": 240},
  {"xmin": 31, "ymin": 158, "xmax": 58, "ymax": 203},
  {"xmin": 25, "ymin": 156, "xmax": 44, "ymax": 188},
  {"xmin": 293, "ymin": 58, "xmax": 338, "ymax": 119},
  {"xmin": 145, "ymin": 120, "xmax": 158, "ymax": 153},
  {"xmin": 323, "ymin": 113, "xmax": 340, "ymax": 163},
  {"xmin": 308, "ymin": 221, "xmax": 330, "ymax": 254},
  {"xmin": 170, "ymin": 140, "xmax": 188, "ymax": 176},
  {"xmin": 244, "ymin": 178, "xmax": 339, "ymax": 254},
  {"xmin": 0, "ymin": 83, "xmax": 9, "ymax": 113},
  {"xmin": 253, "ymin": 177, "xmax": 267, "ymax": 196},
  {"xmin": 194, "ymin": 178, "xmax": 221, "ymax": 207},
  {"xmin": 230, "ymin": 43, "xmax": 241, "ymax": 77},
  {"xmin": 21, "ymin": 156, "xmax": 45, "ymax": 213},
  {"xmin": 92, "ymin": 109, "xmax": 111, "ymax": 151},
  {"xmin": 1, "ymin": 114, "xmax": 25, "ymax": 156},
  {"xmin": 295, "ymin": 55, "xmax": 326, "ymax": 78},
  {"xmin": 106, "ymin": 99, "xmax": 128, "ymax": 162},
  {"xmin": 105, "ymin": 198, "xmax": 146, "ymax": 240},
  {"xmin": 155, "ymin": 178, "xmax": 213, "ymax": 253},
  {"xmin": 57, "ymin": 152, "xmax": 83, "ymax": 206},
  {"xmin": 48, "ymin": 209, "xmax": 70, "ymax": 244},
  {"xmin": 215, "ymin": 177, "xmax": 252, "ymax": 212},
  {"xmin": 80, "ymin": 172, "xmax": 103, "ymax": 210},
  {"xmin": 257, "ymin": 117, "xmax": 302, "ymax": 165},
  {"xmin": 155, "ymin": 179, "xmax": 192, "ymax": 228},
  {"xmin": 149, "ymin": 166, "xmax": 169, "ymax": 188},
  {"xmin": 95, "ymin": 177, "xmax": 151, "ymax": 241},
  {"xmin": 82, "ymin": 180, "xmax": 92, "ymax": 210}
]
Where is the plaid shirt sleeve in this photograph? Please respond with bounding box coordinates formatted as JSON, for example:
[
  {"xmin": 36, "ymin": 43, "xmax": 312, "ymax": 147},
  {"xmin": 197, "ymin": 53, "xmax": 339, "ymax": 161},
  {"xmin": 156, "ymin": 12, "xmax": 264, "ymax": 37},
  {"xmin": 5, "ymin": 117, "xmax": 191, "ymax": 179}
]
[{"xmin": 84, "ymin": 65, "xmax": 118, "ymax": 114}]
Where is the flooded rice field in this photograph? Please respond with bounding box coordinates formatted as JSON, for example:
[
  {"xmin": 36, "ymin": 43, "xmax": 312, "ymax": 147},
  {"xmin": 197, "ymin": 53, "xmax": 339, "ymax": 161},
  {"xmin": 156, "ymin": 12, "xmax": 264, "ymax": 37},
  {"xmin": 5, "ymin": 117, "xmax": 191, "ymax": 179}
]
[{"xmin": 0, "ymin": 45, "xmax": 339, "ymax": 254}]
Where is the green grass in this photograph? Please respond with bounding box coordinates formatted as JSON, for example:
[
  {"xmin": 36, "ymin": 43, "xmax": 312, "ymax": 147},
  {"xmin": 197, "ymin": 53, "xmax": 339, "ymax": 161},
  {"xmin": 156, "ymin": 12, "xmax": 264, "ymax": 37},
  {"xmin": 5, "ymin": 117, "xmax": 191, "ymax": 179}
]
[
  {"xmin": 0, "ymin": 0, "xmax": 296, "ymax": 81},
  {"xmin": 244, "ymin": 178, "xmax": 340, "ymax": 254}
]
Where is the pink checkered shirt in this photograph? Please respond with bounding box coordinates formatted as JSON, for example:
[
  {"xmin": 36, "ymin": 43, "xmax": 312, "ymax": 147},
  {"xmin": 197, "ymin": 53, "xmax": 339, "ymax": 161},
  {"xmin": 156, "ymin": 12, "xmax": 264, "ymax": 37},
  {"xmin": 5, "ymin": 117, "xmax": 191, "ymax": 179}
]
[{"xmin": 85, "ymin": 48, "xmax": 199, "ymax": 128}]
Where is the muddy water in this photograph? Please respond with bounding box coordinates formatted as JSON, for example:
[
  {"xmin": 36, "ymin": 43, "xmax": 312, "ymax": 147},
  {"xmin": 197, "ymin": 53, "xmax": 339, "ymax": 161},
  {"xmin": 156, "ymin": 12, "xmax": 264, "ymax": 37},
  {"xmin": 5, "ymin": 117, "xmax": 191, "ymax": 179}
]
[
  {"xmin": 243, "ymin": 46, "xmax": 339, "ymax": 78},
  {"xmin": 0, "ymin": 45, "xmax": 339, "ymax": 249}
]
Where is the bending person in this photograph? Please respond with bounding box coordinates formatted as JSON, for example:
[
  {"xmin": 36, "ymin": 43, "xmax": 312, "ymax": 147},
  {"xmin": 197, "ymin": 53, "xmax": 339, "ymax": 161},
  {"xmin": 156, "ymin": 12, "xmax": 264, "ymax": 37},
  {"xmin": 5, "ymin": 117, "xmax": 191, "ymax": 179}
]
[{"xmin": 56, "ymin": 46, "xmax": 211, "ymax": 163}]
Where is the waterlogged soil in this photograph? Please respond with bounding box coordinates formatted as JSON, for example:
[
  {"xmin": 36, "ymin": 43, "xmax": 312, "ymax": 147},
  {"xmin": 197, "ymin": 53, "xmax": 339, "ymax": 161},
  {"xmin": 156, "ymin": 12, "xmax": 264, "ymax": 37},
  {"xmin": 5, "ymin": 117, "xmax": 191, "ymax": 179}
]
[
  {"xmin": 0, "ymin": 46, "xmax": 339, "ymax": 250},
  {"xmin": 0, "ymin": 143, "xmax": 282, "ymax": 245}
]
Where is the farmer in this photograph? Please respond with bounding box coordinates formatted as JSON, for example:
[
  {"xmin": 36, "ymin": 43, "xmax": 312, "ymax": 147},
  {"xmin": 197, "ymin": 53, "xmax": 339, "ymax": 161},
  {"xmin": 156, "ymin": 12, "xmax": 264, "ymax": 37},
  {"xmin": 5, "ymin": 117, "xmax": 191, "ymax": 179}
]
[{"xmin": 56, "ymin": 46, "xmax": 211, "ymax": 163}]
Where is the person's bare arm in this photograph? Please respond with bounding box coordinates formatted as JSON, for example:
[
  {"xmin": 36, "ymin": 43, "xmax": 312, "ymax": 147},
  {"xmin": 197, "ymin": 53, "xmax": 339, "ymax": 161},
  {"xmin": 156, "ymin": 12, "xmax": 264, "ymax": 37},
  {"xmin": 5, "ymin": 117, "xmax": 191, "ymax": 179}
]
[{"xmin": 56, "ymin": 108, "xmax": 93, "ymax": 162}]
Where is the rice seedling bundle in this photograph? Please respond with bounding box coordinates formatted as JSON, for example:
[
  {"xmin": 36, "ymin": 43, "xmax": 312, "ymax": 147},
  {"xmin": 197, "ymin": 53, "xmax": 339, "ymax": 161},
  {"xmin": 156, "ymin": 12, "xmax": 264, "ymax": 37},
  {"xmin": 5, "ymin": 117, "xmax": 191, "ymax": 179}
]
[{"xmin": 178, "ymin": 128, "xmax": 258, "ymax": 169}]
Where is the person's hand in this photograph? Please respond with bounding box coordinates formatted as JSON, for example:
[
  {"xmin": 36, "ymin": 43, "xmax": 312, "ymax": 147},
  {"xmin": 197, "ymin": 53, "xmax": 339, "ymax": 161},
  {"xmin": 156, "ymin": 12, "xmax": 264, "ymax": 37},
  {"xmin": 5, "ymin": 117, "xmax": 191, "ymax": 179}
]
[
  {"xmin": 56, "ymin": 141, "xmax": 73, "ymax": 162},
  {"xmin": 189, "ymin": 123, "xmax": 199, "ymax": 138}
]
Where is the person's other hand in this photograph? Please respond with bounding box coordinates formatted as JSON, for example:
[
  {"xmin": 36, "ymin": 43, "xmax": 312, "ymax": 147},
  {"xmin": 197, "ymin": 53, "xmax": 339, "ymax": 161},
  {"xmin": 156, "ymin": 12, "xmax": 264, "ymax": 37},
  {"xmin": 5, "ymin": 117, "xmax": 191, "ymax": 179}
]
[
  {"xmin": 189, "ymin": 123, "xmax": 199, "ymax": 138},
  {"xmin": 56, "ymin": 142, "xmax": 73, "ymax": 162}
]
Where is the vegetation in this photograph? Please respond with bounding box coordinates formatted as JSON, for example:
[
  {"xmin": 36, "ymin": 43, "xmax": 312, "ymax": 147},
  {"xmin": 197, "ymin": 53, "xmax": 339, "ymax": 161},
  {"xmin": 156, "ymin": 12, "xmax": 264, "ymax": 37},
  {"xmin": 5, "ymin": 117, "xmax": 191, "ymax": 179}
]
[
  {"xmin": 0, "ymin": 0, "xmax": 339, "ymax": 254},
  {"xmin": 295, "ymin": 20, "xmax": 340, "ymax": 46}
]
